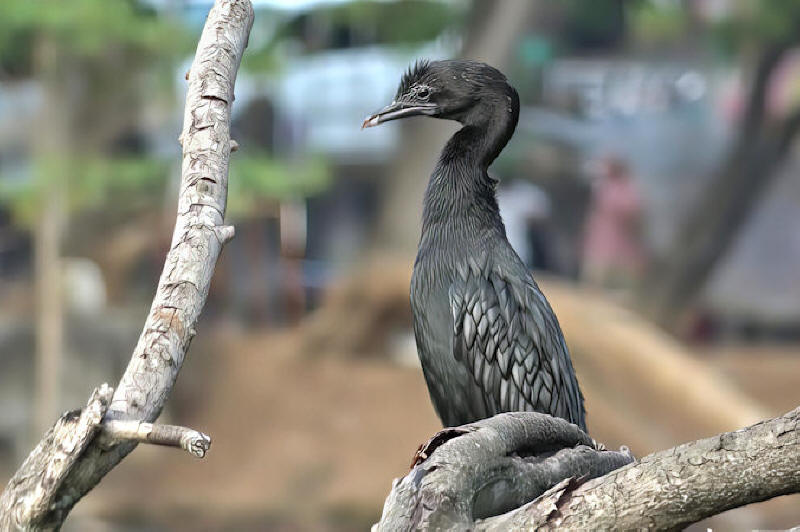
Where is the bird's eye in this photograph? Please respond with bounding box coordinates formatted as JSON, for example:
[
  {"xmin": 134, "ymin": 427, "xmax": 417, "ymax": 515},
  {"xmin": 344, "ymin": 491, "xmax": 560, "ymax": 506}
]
[{"xmin": 417, "ymin": 87, "xmax": 430, "ymax": 100}]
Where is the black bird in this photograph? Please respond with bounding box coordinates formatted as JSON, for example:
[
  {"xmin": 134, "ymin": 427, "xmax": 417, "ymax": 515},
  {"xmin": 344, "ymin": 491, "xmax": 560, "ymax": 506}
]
[{"xmin": 363, "ymin": 60, "xmax": 586, "ymax": 430}]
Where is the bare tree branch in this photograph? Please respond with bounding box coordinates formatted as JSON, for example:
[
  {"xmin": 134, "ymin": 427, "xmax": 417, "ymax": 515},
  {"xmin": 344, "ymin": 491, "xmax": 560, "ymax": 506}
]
[
  {"xmin": 373, "ymin": 413, "xmax": 634, "ymax": 531},
  {"xmin": 100, "ymin": 420, "xmax": 211, "ymax": 458},
  {"xmin": 0, "ymin": 385, "xmax": 113, "ymax": 531},
  {"xmin": 0, "ymin": 2, "xmax": 253, "ymax": 529},
  {"xmin": 376, "ymin": 408, "xmax": 800, "ymax": 531}
]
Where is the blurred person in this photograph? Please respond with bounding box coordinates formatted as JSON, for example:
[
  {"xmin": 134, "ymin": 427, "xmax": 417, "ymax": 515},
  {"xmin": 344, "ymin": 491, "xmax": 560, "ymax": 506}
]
[{"xmin": 581, "ymin": 156, "xmax": 646, "ymax": 288}]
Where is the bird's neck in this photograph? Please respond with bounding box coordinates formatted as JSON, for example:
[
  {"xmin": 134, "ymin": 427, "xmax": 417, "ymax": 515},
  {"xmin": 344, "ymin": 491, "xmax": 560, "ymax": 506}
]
[
  {"xmin": 462, "ymin": 90, "xmax": 520, "ymax": 167},
  {"xmin": 420, "ymin": 138, "xmax": 506, "ymax": 249},
  {"xmin": 420, "ymin": 92, "xmax": 519, "ymax": 240}
]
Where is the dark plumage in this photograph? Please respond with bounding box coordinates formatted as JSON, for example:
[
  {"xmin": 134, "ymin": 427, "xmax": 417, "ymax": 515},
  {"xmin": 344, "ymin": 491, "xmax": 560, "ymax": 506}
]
[{"xmin": 363, "ymin": 60, "xmax": 586, "ymax": 430}]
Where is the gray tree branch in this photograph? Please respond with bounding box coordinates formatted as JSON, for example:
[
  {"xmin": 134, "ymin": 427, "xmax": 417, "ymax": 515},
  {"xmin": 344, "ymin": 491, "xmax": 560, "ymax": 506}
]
[
  {"xmin": 0, "ymin": 2, "xmax": 253, "ymax": 529},
  {"xmin": 376, "ymin": 408, "xmax": 800, "ymax": 531},
  {"xmin": 100, "ymin": 420, "xmax": 211, "ymax": 458},
  {"xmin": 373, "ymin": 412, "xmax": 634, "ymax": 531},
  {"xmin": 0, "ymin": 385, "xmax": 113, "ymax": 531}
]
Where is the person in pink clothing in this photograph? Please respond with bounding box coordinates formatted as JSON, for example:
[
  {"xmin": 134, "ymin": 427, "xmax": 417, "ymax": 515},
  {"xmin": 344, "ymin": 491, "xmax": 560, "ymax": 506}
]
[{"xmin": 582, "ymin": 156, "xmax": 647, "ymax": 288}]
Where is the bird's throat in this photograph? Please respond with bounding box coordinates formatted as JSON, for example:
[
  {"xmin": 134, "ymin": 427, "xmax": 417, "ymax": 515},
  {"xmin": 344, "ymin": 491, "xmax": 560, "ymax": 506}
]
[
  {"xmin": 420, "ymin": 130, "xmax": 507, "ymax": 249},
  {"xmin": 419, "ymin": 92, "xmax": 519, "ymax": 249}
]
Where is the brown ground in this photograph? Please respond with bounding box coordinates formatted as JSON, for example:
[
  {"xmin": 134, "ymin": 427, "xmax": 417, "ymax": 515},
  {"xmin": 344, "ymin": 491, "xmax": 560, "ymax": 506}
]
[
  {"xmin": 68, "ymin": 328, "xmax": 442, "ymax": 530},
  {"xmin": 6, "ymin": 277, "xmax": 799, "ymax": 530},
  {"xmin": 51, "ymin": 328, "xmax": 799, "ymax": 531}
]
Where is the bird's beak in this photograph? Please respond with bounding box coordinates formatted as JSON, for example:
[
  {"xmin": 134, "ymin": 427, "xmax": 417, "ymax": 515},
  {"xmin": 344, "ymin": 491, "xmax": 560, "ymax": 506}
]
[{"xmin": 362, "ymin": 101, "xmax": 439, "ymax": 129}]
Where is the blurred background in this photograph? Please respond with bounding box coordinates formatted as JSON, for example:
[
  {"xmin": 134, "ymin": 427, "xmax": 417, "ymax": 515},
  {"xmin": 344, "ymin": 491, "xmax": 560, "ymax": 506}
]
[{"xmin": 1, "ymin": 0, "xmax": 800, "ymax": 529}]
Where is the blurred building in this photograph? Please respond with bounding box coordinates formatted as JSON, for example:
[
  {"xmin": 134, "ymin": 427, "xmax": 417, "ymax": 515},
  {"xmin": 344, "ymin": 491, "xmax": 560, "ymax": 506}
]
[{"xmin": 520, "ymin": 57, "xmax": 800, "ymax": 334}]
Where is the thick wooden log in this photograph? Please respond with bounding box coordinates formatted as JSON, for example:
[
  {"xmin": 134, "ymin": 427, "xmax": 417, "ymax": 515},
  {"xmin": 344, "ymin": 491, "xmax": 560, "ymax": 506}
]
[
  {"xmin": 376, "ymin": 408, "xmax": 800, "ymax": 531},
  {"xmin": 374, "ymin": 412, "xmax": 633, "ymax": 530}
]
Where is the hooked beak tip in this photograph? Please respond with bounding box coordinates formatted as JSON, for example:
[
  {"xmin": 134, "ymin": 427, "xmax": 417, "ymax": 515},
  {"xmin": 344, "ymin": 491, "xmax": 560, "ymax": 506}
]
[{"xmin": 361, "ymin": 114, "xmax": 380, "ymax": 129}]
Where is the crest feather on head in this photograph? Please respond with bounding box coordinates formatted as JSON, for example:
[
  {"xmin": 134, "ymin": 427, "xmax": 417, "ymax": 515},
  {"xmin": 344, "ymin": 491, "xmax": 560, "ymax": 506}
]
[{"xmin": 397, "ymin": 59, "xmax": 432, "ymax": 99}]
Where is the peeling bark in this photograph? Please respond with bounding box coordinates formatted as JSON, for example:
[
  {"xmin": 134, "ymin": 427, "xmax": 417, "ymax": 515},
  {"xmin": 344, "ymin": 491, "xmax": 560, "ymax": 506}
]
[
  {"xmin": 100, "ymin": 420, "xmax": 211, "ymax": 458},
  {"xmin": 0, "ymin": 2, "xmax": 253, "ymax": 529},
  {"xmin": 482, "ymin": 407, "xmax": 800, "ymax": 530},
  {"xmin": 373, "ymin": 412, "xmax": 634, "ymax": 531},
  {"xmin": 376, "ymin": 409, "xmax": 800, "ymax": 531},
  {"xmin": 0, "ymin": 386, "xmax": 113, "ymax": 531}
]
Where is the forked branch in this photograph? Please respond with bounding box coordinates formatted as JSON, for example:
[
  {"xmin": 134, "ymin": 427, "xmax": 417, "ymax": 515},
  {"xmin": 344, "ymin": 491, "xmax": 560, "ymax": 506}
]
[
  {"xmin": 0, "ymin": 2, "xmax": 253, "ymax": 529},
  {"xmin": 374, "ymin": 412, "xmax": 633, "ymax": 530},
  {"xmin": 375, "ymin": 408, "xmax": 800, "ymax": 531}
]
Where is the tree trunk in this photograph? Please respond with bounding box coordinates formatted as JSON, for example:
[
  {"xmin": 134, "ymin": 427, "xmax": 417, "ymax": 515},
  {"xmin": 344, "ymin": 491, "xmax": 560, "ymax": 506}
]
[
  {"xmin": 32, "ymin": 36, "xmax": 68, "ymax": 438},
  {"xmin": 33, "ymin": 190, "xmax": 63, "ymax": 437},
  {"xmin": 638, "ymin": 41, "xmax": 800, "ymax": 329}
]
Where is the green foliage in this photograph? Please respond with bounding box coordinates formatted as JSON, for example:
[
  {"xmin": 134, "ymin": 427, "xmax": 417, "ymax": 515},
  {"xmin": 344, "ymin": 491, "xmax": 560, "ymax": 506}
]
[
  {"xmin": 241, "ymin": 39, "xmax": 284, "ymax": 75},
  {"xmin": 714, "ymin": 3, "xmax": 800, "ymax": 57},
  {"xmin": 629, "ymin": 0, "xmax": 686, "ymax": 47},
  {"xmin": 0, "ymin": 156, "xmax": 171, "ymax": 227},
  {"xmin": 227, "ymin": 153, "xmax": 330, "ymax": 217},
  {"xmin": 73, "ymin": 156, "xmax": 171, "ymax": 209},
  {"xmin": 630, "ymin": 0, "xmax": 800, "ymax": 57},
  {"xmin": 0, "ymin": 173, "xmax": 37, "ymax": 228},
  {"xmin": 0, "ymin": 0, "xmax": 193, "ymax": 229},
  {"xmin": 1, "ymin": 151, "xmax": 334, "ymax": 226},
  {"xmin": 331, "ymin": 0, "xmax": 462, "ymax": 45},
  {"xmin": 0, "ymin": 0, "xmax": 190, "ymax": 78},
  {"xmin": 240, "ymin": 0, "xmax": 463, "ymax": 76},
  {"xmin": 0, "ymin": 0, "xmax": 335, "ymax": 228}
]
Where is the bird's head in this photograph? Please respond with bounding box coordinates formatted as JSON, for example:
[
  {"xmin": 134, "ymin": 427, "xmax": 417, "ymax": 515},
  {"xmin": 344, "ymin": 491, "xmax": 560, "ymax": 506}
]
[{"xmin": 362, "ymin": 59, "xmax": 517, "ymax": 129}]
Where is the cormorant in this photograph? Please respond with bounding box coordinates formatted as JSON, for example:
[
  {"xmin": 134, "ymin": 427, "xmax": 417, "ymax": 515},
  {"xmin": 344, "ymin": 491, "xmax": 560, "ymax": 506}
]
[{"xmin": 363, "ymin": 60, "xmax": 586, "ymax": 430}]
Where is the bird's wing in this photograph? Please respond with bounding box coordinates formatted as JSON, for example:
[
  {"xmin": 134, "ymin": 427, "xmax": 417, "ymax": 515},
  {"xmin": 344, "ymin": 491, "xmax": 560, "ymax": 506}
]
[{"xmin": 449, "ymin": 259, "xmax": 585, "ymax": 428}]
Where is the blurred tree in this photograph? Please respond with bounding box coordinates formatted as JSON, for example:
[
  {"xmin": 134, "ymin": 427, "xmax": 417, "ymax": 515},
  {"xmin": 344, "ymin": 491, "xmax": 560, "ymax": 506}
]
[
  {"xmin": 632, "ymin": 1, "xmax": 800, "ymax": 330},
  {"xmin": 0, "ymin": 0, "xmax": 186, "ymax": 224},
  {"xmin": 227, "ymin": 155, "xmax": 329, "ymax": 217},
  {"xmin": 31, "ymin": 34, "xmax": 67, "ymax": 442},
  {"xmin": 0, "ymin": 0, "xmax": 185, "ymax": 434}
]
